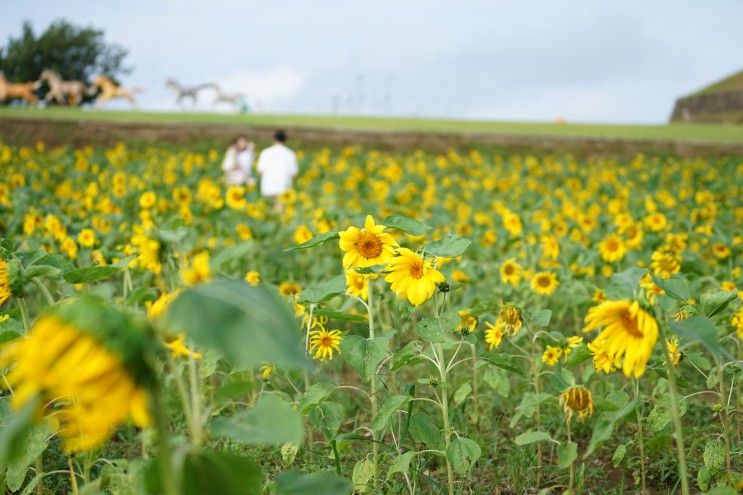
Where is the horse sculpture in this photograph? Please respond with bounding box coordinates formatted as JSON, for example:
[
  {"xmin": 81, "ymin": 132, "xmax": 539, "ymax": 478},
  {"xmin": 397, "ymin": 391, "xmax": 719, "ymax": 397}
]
[
  {"xmin": 93, "ymin": 75, "xmax": 141, "ymax": 107},
  {"xmin": 165, "ymin": 78, "xmax": 211, "ymax": 108},
  {"xmin": 208, "ymin": 82, "xmax": 246, "ymax": 110},
  {"xmin": 39, "ymin": 69, "xmax": 87, "ymax": 106},
  {"xmin": 0, "ymin": 74, "xmax": 39, "ymax": 105}
]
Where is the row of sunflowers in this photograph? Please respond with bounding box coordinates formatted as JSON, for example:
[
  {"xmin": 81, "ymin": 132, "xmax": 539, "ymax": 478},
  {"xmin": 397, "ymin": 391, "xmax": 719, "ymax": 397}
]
[{"xmin": 0, "ymin": 140, "xmax": 741, "ymax": 494}]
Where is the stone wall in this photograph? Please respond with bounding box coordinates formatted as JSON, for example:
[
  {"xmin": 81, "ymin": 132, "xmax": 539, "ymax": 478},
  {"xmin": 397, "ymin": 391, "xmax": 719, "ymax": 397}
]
[{"xmin": 670, "ymin": 91, "xmax": 743, "ymax": 123}]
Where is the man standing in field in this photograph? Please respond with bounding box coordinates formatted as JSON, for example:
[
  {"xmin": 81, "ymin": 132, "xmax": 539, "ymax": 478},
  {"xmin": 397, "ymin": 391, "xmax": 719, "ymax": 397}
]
[{"xmin": 256, "ymin": 129, "xmax": 298, "ymax": 210}]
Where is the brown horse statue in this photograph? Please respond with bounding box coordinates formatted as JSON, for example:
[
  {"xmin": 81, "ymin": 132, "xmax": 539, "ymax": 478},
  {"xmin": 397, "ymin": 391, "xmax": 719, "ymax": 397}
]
[
  {"xmin": 39, "ymin": 69, "xmax": 87, "ymax": 106},
  {"xmin": 93, "ymin": 75, "xmax": 141, "ymax": 107},
  {"xmin": 0, "ymin": 74, "xmax": 39, "ymax": 105}
]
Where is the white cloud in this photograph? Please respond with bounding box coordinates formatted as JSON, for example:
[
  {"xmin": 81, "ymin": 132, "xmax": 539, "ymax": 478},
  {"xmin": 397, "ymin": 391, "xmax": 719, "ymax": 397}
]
[{"xmin": 214, "ymin": 67, "xmax": 307, "ymax": 112}]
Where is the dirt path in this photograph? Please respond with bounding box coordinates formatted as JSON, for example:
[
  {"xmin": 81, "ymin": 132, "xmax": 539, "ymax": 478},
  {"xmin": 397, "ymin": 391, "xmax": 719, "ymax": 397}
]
[{"xmin": 1, "ymin": 115, "xmax": 742, "ymax": 157}]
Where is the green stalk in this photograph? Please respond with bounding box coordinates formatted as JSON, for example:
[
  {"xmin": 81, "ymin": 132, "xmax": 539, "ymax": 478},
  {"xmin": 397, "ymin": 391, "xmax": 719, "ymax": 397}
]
[
  {"xmin": 633, "ymin": 379, "xmax": 647, "ymax": 495},
  {"xmin": 658, "ymin": 324, "xmax": 689, "ymax": 495},
  {"xmin": 716, "ymin": 361, "xmax": 733, "ymax": 480},
  {"xmin": 152, "ymin": 386, "xmax": 178, "ymax": 495},
  {"xmin": 31, "ymin": 278, "xmax": 56, "ymax": 306},
  {"xmin": 187, "ymin": 357, "xmax": 203, "ymax": 447},
  {"xmin": 18, "ymin": 297, "xmax": 31, "ymax": 332},
  {"xmin": 367, "ymin": 280, "xmax": 379, "ymax": 491},
  {"xmin": 567, "ymin": 419, "xmax": 574, "ymax": 492},
  {"xmin": 436, "ymin": 343, "xmax": 455, "ymax": 495}
]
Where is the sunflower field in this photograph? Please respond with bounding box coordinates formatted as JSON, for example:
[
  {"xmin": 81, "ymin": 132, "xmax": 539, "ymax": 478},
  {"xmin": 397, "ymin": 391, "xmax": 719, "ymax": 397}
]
[{"xmin": 0, "ymin": 140, "xmax": 741, "ymax": 495}]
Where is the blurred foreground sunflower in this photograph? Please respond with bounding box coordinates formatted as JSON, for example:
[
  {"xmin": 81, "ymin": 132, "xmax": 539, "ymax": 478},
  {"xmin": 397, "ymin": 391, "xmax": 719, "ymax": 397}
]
[{"xmin": 0, "ymin": 297, "xmax": 157, "ymax": 452}]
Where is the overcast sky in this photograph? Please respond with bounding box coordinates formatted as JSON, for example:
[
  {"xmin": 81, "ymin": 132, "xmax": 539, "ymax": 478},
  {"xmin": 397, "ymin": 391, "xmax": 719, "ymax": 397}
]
[{"xmin": 2, "ymin": 1, "xmax": 742, "ymax": 122}]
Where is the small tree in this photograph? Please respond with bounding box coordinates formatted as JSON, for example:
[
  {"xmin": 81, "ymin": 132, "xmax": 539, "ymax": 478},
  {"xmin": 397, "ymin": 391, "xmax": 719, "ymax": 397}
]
[{"xmin": 0, "ymin": 19, "xmax": 130, "ymax": 83}]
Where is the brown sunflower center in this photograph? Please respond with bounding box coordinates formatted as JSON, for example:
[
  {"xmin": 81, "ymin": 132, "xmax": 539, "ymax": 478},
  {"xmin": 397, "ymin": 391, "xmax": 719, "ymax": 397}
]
[
  {"xmin": 620, "ymin": 310, "xmax": 643, "ymax": 338},
  {"xmin": 409, "ymin": 261, "xmax": 424, "ymax": 279},
  {"xmin": 538, "ymin": 275, "xmax": 551, "ymax": 287},
  {"xmin": 504, "ymin": 264, "xmax": 514, "ymax": 275},
  {"xmin": 320, "ymin": 336, "xmax": 333, "ymax": 347},
  {"xmin": 357, "ymin": 233, "xmax": 383, "ymax": 259},
  {"xmin": 606, "ymin": 239, "xmax": 619, "ymax": 251}
]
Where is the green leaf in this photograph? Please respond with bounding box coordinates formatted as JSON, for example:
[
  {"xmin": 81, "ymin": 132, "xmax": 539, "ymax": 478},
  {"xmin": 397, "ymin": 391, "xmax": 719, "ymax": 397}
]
[
  {"xmin": 696, "ymin": 465, "xmax": 713, "ymax": 492},
  {"xmin": 483, "ymin": 367, "xmax": 510, "ymax": 397},
  {"xmin": 669, "ymin": 316, "xmax": 723, "ymax": 360},
  {"xmin": 211, "ymin": 242, "xmax": 254, "ymax": 270},
  {"xmin": 0, "ymin": 396, "xmax": 40, "ymax": 472},
  {"xmin": 352, "ymin": 458, "xmax": 375, "ymax": 494},
  {"xmin": 372, "ymin": 395, "xmax": 410, "ymax": 431},
  {"xmin": 415, "ymin": 312, "xmax": 458, "ymax": 343},
  {"xmin": 556, "ymin": 441, "xmax": 577, "ymax": 468},
  {"xmin": 612, "ymin": 444, "xmax": 627, "ymax": 467},
  {"xmin": 382, "ymin": 215, "xmax": 432, "ymax": 236},
  {"xmin": 408, "ymin": 412, "xmax": 445, "ymax": 451},
  {"xmin": 340, "ymin": 335, "xmax": 389, "ymax": 383},
  {"xmin": 702, "ymin": 440, "xmax": 725, "ymax": 470},
  {"xmin": 566, "ymin": 344, "xmax": 592, "ymax": 367},
  {"xmin": 683, "ymin": 351, "xmax": 711, "ymax": 371},
  {"xmin": 308, "ymin": 401, "xmax": 345, "ymax": 441},
  {"xmin": 530, "ymin": 309, "xmax": 552, "ymax": 327},
  {"xmin": 284, "ymin": 231, "xmax": 340, "ymax": 251},
  {"xmin": 481, "ymin": 352, "xmax": 527, "ymax": 376},
  {"xmin": 354, "ymin": 264, "xmax": 386, "ymax": 275},
  {"xmin": 701, "ymin": 290, "xmax": 737, "ymax": 318},
  {"xmin": 162, "ymin": 280, "xmax": 310, "ymax": 370},
  {"xmin": 453, "ymin": 382, "xmax": 472, "ymax": 406},
  {"xmin": 6, "ymin": 424, "xmax": 50, "ymax": 491},
  {"xmin": 33, "ymin": 254, "xmax": 74, "ymax": 272},
  {"xmin": 391, "ymin": 340, "xmax": 423, "ymax": 371},
  {"xmin": 706, "ymin": 487, "xmax": 737, "ymax": 495},
  {"xmin": 299, "ymin": 382, "xmax": 335, "ymax": 414},
  {"xmin": 276, "ymin": 471, "xmax": 352, "ymax": 495},
  {"xmin": 387, "ymin": 452, "xmax": 416, "ymax": 479},
  {"xmin": 421, "ymin": 235, "xmax": 471, "ymax": 258},
  {"xmin": 24, "ymin": 265, "xmax": 61, "ymax": 279},
  {"xmin": 300, "ymin": 275, "xmax": 346, "ymax": 304},
  {"xmin": 650, "ymin": 274, "xmax": 690, "ymax": 302},
  {"xmin": 210, "ymin": 394, "xmax": 303, "ymax": 445},
  {"xmin": 313, "ymin": 309, "xmax": 367, "ymax": 322},
  {"xmin": 606, "ymin": 267, "xmax": 646, "ymax": 299},
  {"xmin": 584, "ymin": 397, "xmax": 637, "ymax": 457},
  {"xmin": 514, "ymin": 430, "xmax": 552, "ymax": 446},
  {"xmin": 63, "ymin": 265, "xmax": 121, "ymax": 284},
  {"xmin": 647, "ymin": 393, "xmax": 687, "ymax": 433},
  {"xmin": 180, "ymin": 451, "xmax": 261, "ymax": 495},
  {"xmin": 510, "ymin": 392, "xmax": 553, "ymax": 427},
  {"xmin": 446, "ymin": 437, "xmax": 481, "ymax": 475}
]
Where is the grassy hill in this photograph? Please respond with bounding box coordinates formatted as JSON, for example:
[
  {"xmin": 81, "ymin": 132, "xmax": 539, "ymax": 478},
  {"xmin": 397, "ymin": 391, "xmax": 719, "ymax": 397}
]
[
  {"xmin": 1, "ymin": 106, "xmax": 743, "ymax": 145},
  {"xmin": 692, "ymin": 70, "xmax": 743, "ymax": 96}
]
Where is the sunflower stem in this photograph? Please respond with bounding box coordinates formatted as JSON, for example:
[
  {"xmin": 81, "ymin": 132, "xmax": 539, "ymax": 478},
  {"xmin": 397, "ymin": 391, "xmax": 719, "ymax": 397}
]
[
  {"xmin": 567, "ymin": 419, "xmax": 574, "ymax": 492},
  {"xmin": 367, "ymin": 280, "xmax": 379, "ymax": 491},
  {"xmin": 31, "ymin": 278, "xmax": 55, "ymax": 306},
  {"xmin": 18, "ymin": 297, "xmax": 31, "ymax": 332},
  {"xmin": 436, "ymin": 343, "xmax": 455, "ymax": 495},
  {"xmin": 716, "ymin": 359, "xmax": 733, "ymax": 480},
  {"xmin": 187, "ymin": 356, "xmax": 202, "ymax": 447},
  {"xmin": 658, "ymin": 323, "xmax": 689, "ymax": 495},
  {"xmin": 67, "ymin": 457, "xmax": 79, "ymax": 495},
  {"xmin": 633, "ymin": 379, "xmax": 647, "ymax": 495},
  {"xmin": 152, "ymin": 386, "xmax": 178, "ymax": 495}
]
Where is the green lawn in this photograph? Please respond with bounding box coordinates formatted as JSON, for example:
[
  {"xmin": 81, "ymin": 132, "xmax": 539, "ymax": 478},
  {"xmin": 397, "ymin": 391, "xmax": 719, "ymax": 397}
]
[{"xmin": 1, "ymin": 106, "xmax": 742, "ymax": 144}]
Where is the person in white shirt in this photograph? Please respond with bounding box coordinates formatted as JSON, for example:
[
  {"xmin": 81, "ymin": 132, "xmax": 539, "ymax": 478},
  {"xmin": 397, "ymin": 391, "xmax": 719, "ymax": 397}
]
[
  {"xmin": 256, "ymin": 130, "xmax": 298, "ymax": 208},
  {"xmin": 222, "ymin": 136, "xmax": 255, "ymax": 186}
]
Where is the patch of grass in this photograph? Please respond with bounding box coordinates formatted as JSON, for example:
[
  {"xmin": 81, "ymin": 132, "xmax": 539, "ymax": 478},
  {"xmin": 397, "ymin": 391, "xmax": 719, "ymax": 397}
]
[
  {"xmin": 691, "ymin": 69, "xmax": 743, "ymax": 96},
  {"xmin": 1, "ymin": 106, "xmax": 743, "ymax": 144}
]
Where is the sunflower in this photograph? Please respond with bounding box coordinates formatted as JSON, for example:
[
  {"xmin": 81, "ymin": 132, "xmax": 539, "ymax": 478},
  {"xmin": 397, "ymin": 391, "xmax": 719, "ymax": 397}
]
[
  {"xmin": 730, "ymin": 308, "xmax": 743, "ymax": 340},
  {"xmin": 345, "ymin": 269, "xmax": 369, "ymax": 300},
  {"xmin": 587, "ymin": 339, "xmax": 616, "ymax": 374},
  {"xmin": 542, "ymin": 345, "xmax": 562, "ymax": 366},
  {"xmin": 531, "ymin": 271, "xmax": 558, "ymax": 295},
  {"xmin": 384, "ymin": 248, "xmax": 445, "ymax": 306},
  {"xmin": 644, "ymin": 212, "xmax": 667, "ymax": 232},
  {"xmin": 279, "ymin": 281, "xmax": 302, "ymax": 297},
  {"xmin": 338, "ymin": 215, "xmax": 397, "ymax": 269},
  {"xmin": 712, "ymin": 242, "xmax": 731, "ymax": 260},
  {"xmin": 77, "ymin": 228, "xmax": 97, "ymax": 248},
  {"xmin": 0, "ymin": 298, "xmax": 156, "ymax": 453},
  {"xmin": 245, "ymin": 270, "xmax": 261, "ymax": 286},
  {"xmin": 225, "ymin": 185, "xmax": 246, "ymax": 211},
  {"xmin": 598, "ymin": 234, "xmax": 626, "ymax": 263},
  {"xmin": 181, "ymin": 252, "xmax": 212, "ymax": 286},
  {"xmin": 496, "ymin": 304, "xmax": 522, "ymax": 335},
  {"xmin": 583, "ymin": 300, "xmax": 658, "ymax": 378},
  {"xmin": 139, "ymin": 191, "xmax": 156, "ymax": 209},
  {"xmin": 293, "ymin": 224, "xmax": 313, "ymax": 245},
  {"xmin": 561, "ymin": 336, "xmax": 583, "ymax": 360},
  {"xmin": 260, "ymin": 364, "xmax": 274, "ymax": 380},
  {"xmin": 165, "ymin": 334, "xmax": 202, "ymax": 360},
  {"xmin": 308, "ymin": 328, "xmax": 342, "ymax": 361},
  {"xmin": 458, "ymin": 310, "xmax": 477, "ymax": 334},
  {"xmin": 484, "ymin": 321, "xmax": 504, "ymax": 350},
  {"xmin": 0, "ymin": 259, "xmax": 10, "ymax": 307},
  {"xmin": 146, "ymin": 290, "xmax": 180, "ymax": 320},
  {"xmin": 666, "ymin": 337, "xmax": 681, "ymax": 366},
  {"xmin": 500, "ymin": 258, "xmax": 522, "ymax": 286},
  {"xmin": 560, "ymin": 386, "xmax": 594, "ymax": 422},
  {"xmin": 650, "ymin": 247, "xmax": 680, "ymax": 279}
]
